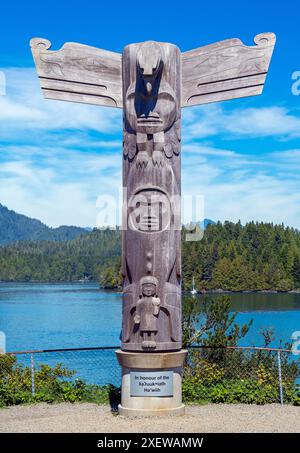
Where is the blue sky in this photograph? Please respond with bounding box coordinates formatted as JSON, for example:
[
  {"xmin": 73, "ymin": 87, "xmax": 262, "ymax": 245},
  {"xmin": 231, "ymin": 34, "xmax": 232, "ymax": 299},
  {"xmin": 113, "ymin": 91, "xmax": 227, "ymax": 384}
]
[{"xmin": 0, "ymin": 0, "xmax": 300, "ymax": 227}]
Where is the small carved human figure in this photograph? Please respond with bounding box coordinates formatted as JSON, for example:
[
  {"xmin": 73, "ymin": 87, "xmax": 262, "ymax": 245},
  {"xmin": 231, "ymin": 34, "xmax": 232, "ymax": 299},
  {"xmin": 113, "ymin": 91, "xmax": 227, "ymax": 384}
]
[{"xmin": 134, "ymin": 276, "xmax": 160, "ymax": 349}]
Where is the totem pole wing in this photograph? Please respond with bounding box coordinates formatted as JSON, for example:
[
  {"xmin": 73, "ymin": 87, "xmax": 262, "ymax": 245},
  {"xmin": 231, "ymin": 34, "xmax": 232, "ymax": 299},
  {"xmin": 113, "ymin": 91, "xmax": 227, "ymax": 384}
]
[
  {"xmin": 30, "ymin": 38, "xmax": 122, "ymax": 108},
  {"xmin": 181, "ymin": 32, "xmax": 276, "ymax": 107}
]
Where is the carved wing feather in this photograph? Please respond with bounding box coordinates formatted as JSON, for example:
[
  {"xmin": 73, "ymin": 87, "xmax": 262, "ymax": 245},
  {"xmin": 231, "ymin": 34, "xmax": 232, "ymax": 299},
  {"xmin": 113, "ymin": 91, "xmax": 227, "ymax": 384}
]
[
  {"xmin": 30, "ymin": 38, "xmax": 122, "ymax": 108},
  {"xmin": 181, "ymin": 32, "xmax": 276, "ymax": 107}
]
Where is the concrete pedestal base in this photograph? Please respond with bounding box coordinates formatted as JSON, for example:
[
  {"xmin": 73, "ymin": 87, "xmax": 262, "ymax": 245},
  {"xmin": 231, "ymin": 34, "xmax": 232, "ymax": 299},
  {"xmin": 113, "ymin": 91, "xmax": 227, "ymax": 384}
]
[{"xmin": 116, "ymin": 349, "xmax": 187, "ymax": 417}]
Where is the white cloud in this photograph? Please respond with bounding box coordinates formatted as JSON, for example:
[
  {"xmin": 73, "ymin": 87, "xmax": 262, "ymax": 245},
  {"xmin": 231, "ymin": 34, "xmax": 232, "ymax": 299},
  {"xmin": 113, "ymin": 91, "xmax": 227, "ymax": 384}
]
[
  {"xmin": 0, "ymin": 97, "xmax": 42, "ymax": 121},
  {"xmin": 1, "ymin": 140, "xmax": 300, "ymax": 229},
  {"xmin": 0, "ymin": 145, "xmax": 122, "ymax": 227},
  {"xmin": 182, "ymin": 144, "xmax": 300, "ymax": 228},
  {"xmin": 0, "ymin": 68, "xmax": 122, "ymax": 135},
  {"xmin": 183, "ymin": 104, "xmax": 300, "ymax": 139},
  {"xmin": 0, "ymin": 67, "xmax": 300, "ymax": 229},
  {"xmin": 183, "ymin": 143, "xmax": 238, "ymax": 158},
  {"xmin": 224, "ymin": 107, "xmax": 300, "ymax": 138}
]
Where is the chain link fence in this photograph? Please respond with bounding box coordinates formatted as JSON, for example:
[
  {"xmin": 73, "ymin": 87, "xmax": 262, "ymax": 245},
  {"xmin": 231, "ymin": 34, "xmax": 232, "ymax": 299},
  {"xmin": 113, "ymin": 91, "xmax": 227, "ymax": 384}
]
[
  {"xmin": 184, "ymin": 346, "xmax": 300, "ymax": 405},
  {"xmin": 7, "ymin": 347, "xmax": 121, "ymax": 388},
  {"xmin": 1, "ymin": 345, "xmax": 299, "ymax": 405}
]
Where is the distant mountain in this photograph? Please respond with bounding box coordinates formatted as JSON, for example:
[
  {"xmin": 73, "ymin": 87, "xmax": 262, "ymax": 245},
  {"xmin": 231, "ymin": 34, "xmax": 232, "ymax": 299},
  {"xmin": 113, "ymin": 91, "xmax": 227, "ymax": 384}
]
[
  {"xmin": 200, "ymin": 219, "xmax": 216, "ymax": 229},
  {"xmin": 184, "ymin": 219, "xmax": 216, "ymax": 230},
  {"xmin": 0, "ymin": 204, "xmax": 89, "ymax": 245}
]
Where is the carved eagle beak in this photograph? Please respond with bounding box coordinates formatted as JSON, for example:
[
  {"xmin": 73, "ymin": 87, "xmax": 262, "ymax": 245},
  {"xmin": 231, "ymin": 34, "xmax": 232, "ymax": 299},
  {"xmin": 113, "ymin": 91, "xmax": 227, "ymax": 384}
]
[{"xmin": 137, "ymin": 42, "xmax": 162, "ymax": 96}]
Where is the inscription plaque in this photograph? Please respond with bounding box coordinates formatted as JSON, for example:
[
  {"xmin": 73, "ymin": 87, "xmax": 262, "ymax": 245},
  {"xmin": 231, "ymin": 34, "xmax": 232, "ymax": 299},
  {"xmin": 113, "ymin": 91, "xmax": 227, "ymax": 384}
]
[{"xmin": 130, "ymin": 371, "xmax": 173, "ymax": 397}]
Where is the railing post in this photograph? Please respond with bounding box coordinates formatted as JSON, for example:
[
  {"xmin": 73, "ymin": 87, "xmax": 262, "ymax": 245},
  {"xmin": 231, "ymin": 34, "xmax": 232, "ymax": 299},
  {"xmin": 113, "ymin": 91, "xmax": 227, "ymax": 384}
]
[
  {"xmin": 277, "ymin": 350, "xmax": 283, "ymax": 405},
  {"xmin": 30, "ymin": 353, "xmax": 35, "ymax": 397}
]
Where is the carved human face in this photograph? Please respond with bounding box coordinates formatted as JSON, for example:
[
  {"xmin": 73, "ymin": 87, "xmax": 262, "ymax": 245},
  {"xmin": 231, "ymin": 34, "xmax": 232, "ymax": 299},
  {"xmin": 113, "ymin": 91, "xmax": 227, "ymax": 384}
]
[
  {"xmin": 142, "ymin": 283, "xmax": 156, "ymax": 296},
  {"xmin": 128, "ymin": 190, "xmax": 171, "ymax": 233}
]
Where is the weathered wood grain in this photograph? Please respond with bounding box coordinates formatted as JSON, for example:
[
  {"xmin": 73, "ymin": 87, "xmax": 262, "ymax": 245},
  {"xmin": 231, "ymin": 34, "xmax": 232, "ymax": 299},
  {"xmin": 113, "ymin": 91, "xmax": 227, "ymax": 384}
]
[
  {"xmin": 122, "ymin": 41, "xmax": 182, "ymax": 352},
  {"xmin": 30, "ymin": 38, "xmax": 122, "ymax": 108},
  {"xmin": 181, "ymin": 32, "xmax": 276, "ymax": 107}
]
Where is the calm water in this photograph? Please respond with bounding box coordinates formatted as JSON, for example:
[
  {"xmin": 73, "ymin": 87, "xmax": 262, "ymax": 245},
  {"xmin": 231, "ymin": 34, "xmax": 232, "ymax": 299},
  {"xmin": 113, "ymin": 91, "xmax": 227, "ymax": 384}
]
[
  {"xmin": 0, "ymin": 283, "xmax": 299, "ymax": 385},
  {"xmin": 1, "ymin": 282, "xmax": 300, "ymax": 351}
]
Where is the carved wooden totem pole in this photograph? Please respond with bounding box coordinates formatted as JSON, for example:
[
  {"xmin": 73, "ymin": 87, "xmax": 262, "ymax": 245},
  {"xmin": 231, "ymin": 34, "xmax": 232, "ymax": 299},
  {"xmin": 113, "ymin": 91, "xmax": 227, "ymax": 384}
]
[
  {"xmin": 122, "ymin": 42, "xmax": 182, "ymax": 353},
  {"xmin": 31, "ymin": 32, "xmax": 275, "ymax": 415}
]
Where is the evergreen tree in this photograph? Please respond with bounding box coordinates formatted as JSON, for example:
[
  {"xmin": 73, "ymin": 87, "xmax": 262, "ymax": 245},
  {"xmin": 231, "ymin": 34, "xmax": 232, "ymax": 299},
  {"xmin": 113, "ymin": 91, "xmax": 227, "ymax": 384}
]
[
  {"xmin": 291, "ymin": 254, "xmax": 300, "ymax": 288},
  {"xmin": 1, "ymin": 221, "xmax": 300, "ymax": 291}
]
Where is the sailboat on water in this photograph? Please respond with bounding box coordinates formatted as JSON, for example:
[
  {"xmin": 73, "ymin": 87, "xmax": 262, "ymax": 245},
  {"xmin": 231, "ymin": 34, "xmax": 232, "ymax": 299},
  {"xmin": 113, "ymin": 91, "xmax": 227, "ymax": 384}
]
[{"xmin": 190, "ymin": 276, "xmax": 197, "ymax": 296}]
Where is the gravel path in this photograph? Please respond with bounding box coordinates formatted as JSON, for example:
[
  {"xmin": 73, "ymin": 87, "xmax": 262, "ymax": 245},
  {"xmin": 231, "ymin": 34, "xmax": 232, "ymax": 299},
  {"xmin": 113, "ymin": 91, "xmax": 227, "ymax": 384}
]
[{"xmin": 0, "ymin": 403, "xmax": 299, "ymax": 433}]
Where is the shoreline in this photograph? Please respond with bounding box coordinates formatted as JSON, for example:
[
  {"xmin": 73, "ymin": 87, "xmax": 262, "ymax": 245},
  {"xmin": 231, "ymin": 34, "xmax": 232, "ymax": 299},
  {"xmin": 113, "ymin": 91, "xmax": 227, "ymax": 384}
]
[{"xmin": 0, "ymin": 281, "xmax": 300, "ymax": 294}]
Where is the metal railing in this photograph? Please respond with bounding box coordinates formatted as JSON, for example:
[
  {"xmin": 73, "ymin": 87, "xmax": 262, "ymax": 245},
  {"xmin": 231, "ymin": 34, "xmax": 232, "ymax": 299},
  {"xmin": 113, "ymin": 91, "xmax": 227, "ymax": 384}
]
[{"xmin": 1, "ymin": 345, "xmax": 299, "ymax": 405}]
